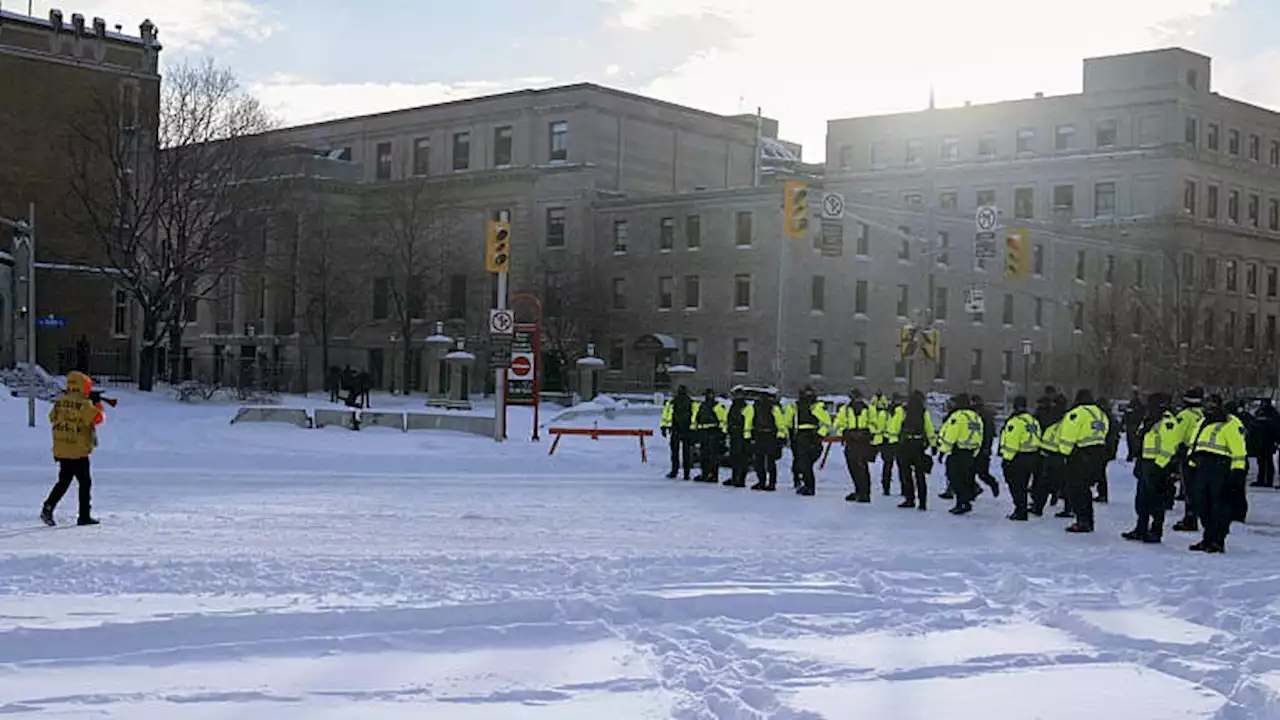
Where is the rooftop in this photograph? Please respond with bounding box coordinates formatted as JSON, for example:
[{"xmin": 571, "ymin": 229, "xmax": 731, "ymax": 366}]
[{"xmin": 0, "ymin": 5, "xmax": 158, "ymax": 48}]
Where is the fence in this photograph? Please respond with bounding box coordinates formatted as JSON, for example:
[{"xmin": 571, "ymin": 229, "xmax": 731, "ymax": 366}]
[{"xmin": 54, "ymin": 348, "xmax": 133, "ymax": 387}]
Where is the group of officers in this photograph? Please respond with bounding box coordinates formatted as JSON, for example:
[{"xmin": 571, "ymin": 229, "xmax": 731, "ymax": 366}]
[{"xmin": 659, "ymin": 383, "xmax": 1249, "ymax": 554}]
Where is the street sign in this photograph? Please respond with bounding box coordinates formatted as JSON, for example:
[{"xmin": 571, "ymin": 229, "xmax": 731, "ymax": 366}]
[
  {"xmin": 976, "ymin": 205, "xmax": 998, "ymax": 232},
  {"xmin": 510, "ymin": 353, "xmax": 534, "ymax": 379},
  {"xmin": 489, "ymin": 346, "xmax": 512, "ymax": 368},
  {"xmin": 507, "ymin": 323, "xmax": 539, "ymax": 405},
  {"xmin": 36, "ymin": 316, "xmax": 66, "ymax": 329},
  {"xmin": 964, "ymin": 287, "xmax": 985, "ymax": 314},
  {"xmin": 1021, "ymin": 339, "xmax": 1033, "ymax": 356},
  {"xmin": 488, "ymin": 308, "xmax": 514, "ymax": 335},
  {"xmin": 822, "ymin": 191, "xmax": 845, "ymax": 220},
  {"xmin": 975, "ymin": 232, "xmax": 997, "ymax": 259},
  {"xmin": 820, "ymin": 221, "xmax": 844, "ymax": 257}
]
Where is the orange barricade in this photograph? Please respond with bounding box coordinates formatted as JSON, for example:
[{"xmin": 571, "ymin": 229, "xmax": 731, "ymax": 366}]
[
  {"xmin": 547, "ymin": 427, "xmax": 655, "ymax": 463},
  {"xmin": 819, "ymin": 435, "xmax": 845, "ymax": 469}
]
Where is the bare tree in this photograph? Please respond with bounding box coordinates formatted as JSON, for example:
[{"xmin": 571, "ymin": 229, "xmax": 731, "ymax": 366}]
[
  {"xmin": 66, "ymin": 59, "xmax": 274, "ymax": 391},
  {"xmin": 1078, "ymin": 281, "xmax": 1141, "ymax": 396},
  {"xmin": 295, "ymin": 199, "xmax": 360, "ymax": 385},
  {"xmin": 538, "ymin": 256, "xmax": 611, "ymax": 390}
]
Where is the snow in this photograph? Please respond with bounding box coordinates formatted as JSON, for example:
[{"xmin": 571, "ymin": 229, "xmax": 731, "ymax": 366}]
[{"xmin": 3, "ymin": 385, "xmax": 1280, "ymax": 718}]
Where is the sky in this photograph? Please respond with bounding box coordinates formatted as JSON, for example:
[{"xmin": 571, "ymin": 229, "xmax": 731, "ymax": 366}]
[{"xmin": 26, "ymin": 0, "xmax": 1280, "ymax": 161}]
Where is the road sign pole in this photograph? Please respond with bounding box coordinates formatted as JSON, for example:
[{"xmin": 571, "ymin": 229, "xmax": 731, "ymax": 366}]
[
  {"xmin": 494, "ymin": 270, "xmax": 507, "ymax": 442},
  {"xmin": 23, "ymin": 204, "xmax": 35, "ymax": 428}
]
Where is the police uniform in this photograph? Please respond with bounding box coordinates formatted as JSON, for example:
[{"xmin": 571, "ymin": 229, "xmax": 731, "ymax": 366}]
[
  {"xmin": 1172, "ymin": 393, "xmax": 1205, "ymax": 529},
  {"xmin": 1186, "ymin": 407, "xmax": 1247, "ymax": 553},
  {"xmin": 998, "ymin": 409, "xmax": 1041, "ymax": 520},
  {"xmin": 790, "ymin": 396, "xmax": 833, "ymax": 496},
  {"xmin": 1031, "ymin": 416, "xmax": 1069, "ymax": 516},
  {"xmin": 660, "ymin": 391, "xmax": 698, "ymax": 480},
  {"xmin": 724, "ymin": 397, "xmax": 752, "ymax": 488},
  {"xmin": 745, "ymin": 399, "xmax": 787, "ymax": 491},
  {"xmin": 835, "ymin": 397, "xmax": 875, "ymax": 502},
  {"xmin": 892, "ymin": 403, "xmax": 936, "ymax": 509},
  {"xmin": 938, "ymin": 405, "xmax": 983, "ymax": 514},
  {"xmin": 1059, "ymin": 399, "xmax": 1110, "ymax": 533},
  {"xmin": 1124, "ymin": 406, "xmax": 1179, "ymax": 543},
  {"xmin": 691, "ymin": 395, "xmax": 729, "ymax": 483}
]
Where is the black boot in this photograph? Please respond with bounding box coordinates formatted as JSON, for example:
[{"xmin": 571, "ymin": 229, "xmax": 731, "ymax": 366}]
[
  {"xmin": 898, "ymin": 499, "xmax": 915, "ymax": 508},
  {"xmin": 40, "ymin": 505, "xmax": 54, "ymax": 527},
  {"xmin": 845, "ymin": 492, "xmax": 859, "ymax": 502},
  {"xmin": 1065, "ymin": 523, "xmax": 1093, "ymax": 533},
  {"xmin": 1008, "ymin": 510, "xmax": 1029, "ymax": 521},
  {"xmin": 1173, "ymin": 518, "xmax": 1198, "ymax": 532},
  {"xmin": 1121, "ymin": 529, "xmax": 1145, "ymax": 541},
  {"xmin": 666, "ymin": 470, "xmax": 677, "ymax": 479},
  {"xmin": 77, "ymin": 517, "xmax": 99, "ymax": 526}
]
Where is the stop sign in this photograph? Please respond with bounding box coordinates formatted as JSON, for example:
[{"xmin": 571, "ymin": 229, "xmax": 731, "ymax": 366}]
[{"xmin": 511, "ymin": 355, "xmax": 533, "ymax": 378}]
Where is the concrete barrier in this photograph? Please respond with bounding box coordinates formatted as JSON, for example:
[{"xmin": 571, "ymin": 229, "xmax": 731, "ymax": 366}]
[
  {"xmin": 230, "ymin": 407, "xmax": 311, "ymax": 428},
  {"xmin": 405, "ymin": 412, "xmax": 495, "ymax": 437},
  {"xmin": 314, "ymin": 408, "xmax": 359, "ymax": 430},
  {"xmin": 360, "ymin": 411, "xmax": 406, "ymax": 432}
]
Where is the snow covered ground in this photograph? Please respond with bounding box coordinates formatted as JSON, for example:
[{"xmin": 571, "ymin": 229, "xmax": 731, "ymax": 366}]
[{"xmin": 3, "ymin": 388, "xmax": 1280, "ymax": 718}]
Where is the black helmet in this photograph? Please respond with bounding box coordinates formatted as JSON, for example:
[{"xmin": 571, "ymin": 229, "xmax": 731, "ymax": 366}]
[
  {"xmin": 1012, "ymin": 395, "xmax": 1028, "ymax": 411},
  {"xmin": 1183, "ymin": 387, "xmax": 1204, "ymax": 406}
]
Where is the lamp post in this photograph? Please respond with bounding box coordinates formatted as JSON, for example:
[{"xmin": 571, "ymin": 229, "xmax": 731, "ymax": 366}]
[
  {"xmin": 1, "ymin": 204, "xmax": 35, "ymax": 428},
  {"xmin": 389, "ymin": 331, "xmax": 400, "ymax": 394}
]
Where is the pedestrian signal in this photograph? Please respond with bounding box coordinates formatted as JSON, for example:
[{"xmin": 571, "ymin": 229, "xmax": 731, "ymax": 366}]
[
  {"xmin": 486, "ymin": 220, "xmax": 510, "ymax": 273},
  {"xmin": 1004, "ymin": 228, "xmax": 1030, "ymax": 280},
  {"xmin": 784, "ymin": 181, "xmax": 809, "ymax": 239}
]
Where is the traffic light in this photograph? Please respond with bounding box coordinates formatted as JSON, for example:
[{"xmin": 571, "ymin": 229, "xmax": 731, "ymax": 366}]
[
  {"xmin": 919, "ymin": 329, "xmax": 940, "ymax": 361},
  {"xmin": 898, "ymin": 326, "xmax": 918, "ymax": 360},
  {"xmin": 1004, "ymin": 228, "xmax": 1030, "ymax": 280},
  {"xmin": 783, "ymin": 181, "xmax": 809, "ymax": 239},
  {"xmin": 486, "ymin": 220, "xmax": 510, "ymax": 273}
]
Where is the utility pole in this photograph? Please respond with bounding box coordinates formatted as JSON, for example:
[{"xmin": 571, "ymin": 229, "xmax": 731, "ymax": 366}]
[
  {"xmin": 486, "ymin": 212, "xmax": 512, "ymax": 442},
  {"xmin": 1, "ymin": 204, "xmax": 37, "ymax": 428}
]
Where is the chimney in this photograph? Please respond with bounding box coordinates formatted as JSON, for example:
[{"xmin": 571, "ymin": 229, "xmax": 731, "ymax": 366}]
[
  {"xmin": 49, "ymin": 9, "xmax": 63, "ymax": 29},
  {"xmin": 114, "ymin": 24, "xmax": 122, "ymax": 32},
  {"xmin": 1034, "ymin": 91, "xmax": 1044, "ymax": 99},
  {"xmin": 93, "ymin": 16, "xmax": 106, "ymax": 37},
  {"xmin": 72, "ymin": 13, "xmax": 84, "ymax": 35},
  {"xmin": 139, "ymin": 18, "xmax": 155, "ymax": 43}
]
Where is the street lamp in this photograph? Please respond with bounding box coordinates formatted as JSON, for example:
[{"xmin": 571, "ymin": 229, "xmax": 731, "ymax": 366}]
[
  {"xmin": 1, "ymin": 204, "xmax": 36, "ymax": 428},
  {"xmin": 389, "ymin": 331, "xmax": 400, "ymax": 394}
]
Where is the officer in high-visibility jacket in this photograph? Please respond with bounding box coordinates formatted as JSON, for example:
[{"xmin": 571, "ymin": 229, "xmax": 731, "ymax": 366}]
[
  {"xmin": 834, "ymin": 390, "xmax": 875, "ymax": 503},
  {"xmin": 1123, "ymin": 393, "xmax": 1179, "ymax": 544},
  {"xmin": 1031, "ymin": 397, "xmax": 1067, "ymax": 516},
  {"xmin": 790, "ymin": 387, "xmax": 832, "ymax": 497},
  {"xmin": 691, "ymin": 388, "xmax": 728, "ymax": 483},
  {"xmin": 745, "ymin": 393, "xmax": 787, "ymax": 492},
  {"xmin": 1184, "ymin": 393, "xmax": 1246, "ymax": 553},
  {"xmin": 874, "ymin": 394, "xmax": 903, "ymax": 497},
  {"xmin": 660, "ymin": 385, "xmax": 698, "ymax": 480},
  {"xmin": 1172, "ymin": 387, "xmax": 1205, "ymax": 530},
  {"xmin": 723, "ymin": 389, "xmax": 752, "ymax": 488},
  {"xmin": 1059, "ymin": 389, "xmax": 1111, "ymax": 533},
  {"xmin": 937, "ymin": 393, "xmax": 984, "ymax": 515},
  {"xmin": 998, "ymin": 396, "xmax": 1041, "ymax": 521},
  {"xmin": 891, "ymin": 391, "xmax": 936, "ymax": 510}
]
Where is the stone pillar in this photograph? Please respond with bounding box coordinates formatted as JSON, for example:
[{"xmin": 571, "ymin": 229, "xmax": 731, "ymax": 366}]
[
  {"xmin": 424, "ymin": 322, "xmax": 453, "ymax": 399},
  {"xmin": 445, "ymin": 340, "xmax": 475, "ymax": 402},
  {"xmin": 576, "ymin": 343, "xmax": 605, "ymax": 402}
]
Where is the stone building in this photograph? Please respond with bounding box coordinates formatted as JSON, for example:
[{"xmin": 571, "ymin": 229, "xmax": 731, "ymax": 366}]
[{"xmin": 0, "ymin": 7, "xmax": 160, "ymax": 374}]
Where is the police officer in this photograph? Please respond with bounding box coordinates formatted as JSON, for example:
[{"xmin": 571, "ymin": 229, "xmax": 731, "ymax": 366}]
[
  {"xmin": 746, "ymin": 392, "xmax": 787, "ymax": 492},
  {"xmin": 1172, "ymin": 388, "xmax": 1206, "ymax": 531},
  {"xmin": 893, "ymin": 391, "xmax": 935, "ymax": 510},
  {"xmin": 998, "ymin": 396, "xmax": 1041, "ymax": 521},
  {"xmin": 723, "ymin": 389, "xmax": 752, "ymax": 488},
  {"xmin": 1060, "ymin": 389, "xmax": 1110, "ymax": 534},
  {"xmin": 971, "ymin": 394, "xmax": 1001, "ymax": 498},
  {"xmin": 938, "ymin": 394, "xmax": 983, "ymax": 515},
  {"xmin": 660, "ymin": 385, "xmax": 698, "ymax": 480},
  {"xmin": 1123, "ymin": 393, "xmax": 1178, "ymax": 544},
  {"xmin": 876, "ymin": 394, "xmax": 904, "ymax": 496},
  {"xmin": 835, "ymin": 389, "xmax": 874, "ymax": 503},
  {"xmin": 1033, "ymin": 395, "xmax": 1072, "ymax": 518},
  {"xmin": 691, "ymin": 388, "xmax": 728, "ymax": 483},
  {"xmin": 1185, "ymin": 393, "xmax": 1247, "ymax": 553},
  {"xmin": 790, "ymin": 386, "xmax": 832, "ymax": 497}
]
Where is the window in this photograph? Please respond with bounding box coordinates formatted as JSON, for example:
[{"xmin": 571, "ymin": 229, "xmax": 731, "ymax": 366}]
[
  {"xmin": 976, "ymin": 189, "xmax": 996, "ymax": 208},
  {"xmin": 447, "ymin": 274, "xmax": 467, "ymax": 319},
  {"xmin": 855, "ymin": 280, "xmax": 869, "ymax": 315},
  {"xmin": 838, "ymin": 144, "xmax": 854, "ymax": 168},
  {"xmin": 375, "ymin": 141, "xmax": 393, "ymax": 180},
  {"xmin": 1227, "ymin": 259, "xmax": 1239, "ymax": 293},
  {"xmin": 854, "ymin": 342, "xmax": 868, "ymax": 377},
  {"xmin": 1229, "ymin": 129, "xmax": 1240, "ymax": 155},
  {"xmin": 1096, "ymin": 119, "xmax": 1117, "ymax": 148},
  {"xmin": 1187, "ymin": 69, "xmax": 1199, "ymax": 89},
  {"xmin": 1053, "ymin": 184, "xmax": 1075, "ymax": 212},
  {"xmin": 451, "ymin": 131, "xmax": 471, "ymax": 171},
  {"xmin": 869, "ymin": 141, "xmax": 885, "ymax": 166},
  {"xmin": 1002, "ymin": 293, "xmax": 1014, "ymax": 326},
  {"xmin": 1034, "ymin": 297, "xmax": 1044, "ymax": 327},
  {"xmin": 898, "ymin": 238, "xmax": 911, "ymax": 261},
  {"xmin": 1247, "ymin": 312, "xmax": 1258, "ymax": 349},
  {"xmin": 809, "ymin": 340, "xmax": 824, "ymax": 376},
  {"xmin": 608, "ymin": 344, "xmax": 624, "ymax": 372},
  {"xmin": 545, "ymin": 207, "xmax": 566, "ymax": 247},
  {"xmin": 905, "ymin": 139, "xmax": 922, "ymax": 165},
  {"xmin": 940, "ymin": 137, "xmax": 959, "ymax": 161},
  {"xmin": 549, "ymin": 120, "xmax": 568, "ymax": 162},
  {"xmin": 1105, "ymin": 254, "xmax": 1116, "ymax": 284},
  {"xmin": 978, "ymin": 133, "xmax": 996, "ymax": 158},
  {"xmin": 934, "ymin": 285, "xmax": 948, "ymax": 320},
  {"xmin": 811, "ymin": 275, "xmax": 826, "ymax": 312},
  {"xmin": 1033, "ymin": 244, "xmax": 1045, "ymax": 276},
  {"xmin": 896, "ymin": 284, "xmax": 910, "ymax": 317},
  {"xmin": 1204, "ymin": 309, "xmax": 1216, "ymax": 345},
  {"xmin": 1207, "ymin": 186, "xmax": 1219, "ymax": 219},
  {"xmin": 1054, "ymin": 124, "xmax": 1075, "ymax": 151},
  {"xmin": 969, "ymin": 349, "xmax": 984, "ymax": 381},
  {"xmin": 111, "ymin": 287, "xmax": 129, "ymax": 336},
  {"xmin": 611, "ymin": 277, "xmax": 627, "ymax": 310},
  {"xmin": 732, "ymin": 339, "xmax": 749, "ymax": 374},
  {"xmin": 1001, "ymin": 351, "xmax": 1014, "ymax": 381},
  {"xmin": 412, "ymin": 137, "xmax": 430, "ymax": 176},
  {"xmin": 1204, "ymin": 257, "xmax": 1218, "ymax": 289},
  {"xmin": 734, "ymin": 274, "xmax": 751, "ymax": 309},
  {"xmin": 904, "ymin": 192, "xmax": 924, "ymax": 206},
  {"xmin": 1226, "ymin": 310, "xmax": 1237, "ymax": 346},
  {"xmin": 1014, "ymin": 187, "xmax": 1034, "ymax": 219},
  {"xmin": 685, "ymin": 215, "xmax": 701, "ymax": 249},
  {"xmin": 1250, "ymin": 194, "xmax": 1260, "ymax": 227},
  {"xmin": 1250, "ymin": 134, "xmax": 1261, "ymax": 161},
  {"xmin": 1075, "ymin": 250, "xmax": 1087, "ymax": 281},
  {"xmin": 1094, "ymin": 181, "xmax": 1116, "ymax": 217},
  {"xmin": 1185, "ymin": 117, "xmax": 1198, "ymax": 145},
  {"xmin": 1016, "ymin": 128, "xmax": 1035, "ymax": 154},
  {"xmin": 681, "ymin": 338, "xmax": 698, "ymax": 369},
  {"xmin": 1073, "ymin": 301, "xmax": 1084, "ymax": 331},
  {"xmin": 493, "ymin": 125, "xmax": 513, "ymax": 166},
  {"xmin": 1269, "ymin": 267, "xmax": 1278, "ymax": 298},
  {"xmin": 939, "ymin": 191, "xmax": 958, "ymax": 210},
  {"xmin": 1134, "ymin": 258, "xmax": 1145, "ymax": 288},
  {"xmin": 1272, "ymin": 141, "xmax": 1280, "ymax": 167},
  {"xmin": 935, "ymin": 347, "xmax": 948, "ymax": 380},
  {"xmin": 658, "ymin": 276, "xmax": 674, "ymax": 310},
  {"xmin": 1207, "ymin": 123, "xmax": 1220, "ymax": 151},
  {"xmin": 735, "ymin": 211, "xmax": 753, "ymax": 247},
  {"xmin": 846, "ymin": 223, "xmax": 866, "ymax": 259},
  {"xmin": 612, "ymin": 220, "xmax": 628, "ymax": 253},
  {"xmin": 1271, "ymin": 200, "xmax": 1279, "ymax": 231},
  {"xmin": 1229, "ymin": 190, "xmax": 1240, "ymax": 223},
  {"xmin": 658, "ymin": 217, "xmax": 675, "ymax": 251},
  {"xmin": 936, "ymin": 231, "xmax": 950, "ymax": 266},
  {"xmin": 372, "ymin": 277, "xmax": 390, "ymax": 320},
  {"xmin": 1269, "ymin": 315, "xmax": 1277, "ymax": 351},
  {"xmin": 1184, "ymin": 181, "xmax": 1197, "ymax": 214},
  {"xmin": 683, "ymin": 275, "xmax": 701, "ymax": 310}
]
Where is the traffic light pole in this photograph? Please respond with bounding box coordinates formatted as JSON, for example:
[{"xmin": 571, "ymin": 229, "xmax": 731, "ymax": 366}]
[{"xmin": 494, "ymin": 270, "xmax": 507, "ymax": 442}]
